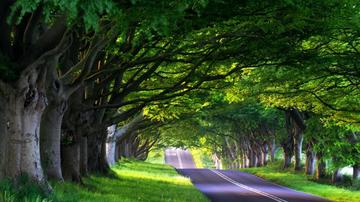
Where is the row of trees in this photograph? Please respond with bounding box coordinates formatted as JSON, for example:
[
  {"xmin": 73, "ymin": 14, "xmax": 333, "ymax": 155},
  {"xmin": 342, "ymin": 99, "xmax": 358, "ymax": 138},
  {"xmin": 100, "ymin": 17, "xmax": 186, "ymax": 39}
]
[
  {"xmin": 159, "ymin": 97, "xmax": 359, "ymax": 183},
  {"xmin": 0, "ymin": 0, "xmax": 359, "ymax": 192}
]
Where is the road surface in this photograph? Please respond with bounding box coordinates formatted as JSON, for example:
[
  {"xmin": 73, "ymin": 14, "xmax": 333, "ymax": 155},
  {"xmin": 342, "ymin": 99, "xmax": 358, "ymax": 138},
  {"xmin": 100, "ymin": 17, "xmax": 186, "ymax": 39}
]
[{"xmin": 165, "ymin": 148, "xmax": 332, "ymax": 202}]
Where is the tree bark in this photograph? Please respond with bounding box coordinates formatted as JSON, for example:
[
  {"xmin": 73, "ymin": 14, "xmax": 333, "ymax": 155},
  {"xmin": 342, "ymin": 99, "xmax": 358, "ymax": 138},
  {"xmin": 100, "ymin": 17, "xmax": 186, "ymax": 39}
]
[
  {"xmin": 40, "ymin": 102, "xmax": 67, "ymax": 181},
  {"xmin": 293, "ymin": 128, "xmax": 303, "ymax": 171},
  {"xmin": 0, "ymin": 94, "xmax": 7, "ymax": 180},
  {"xmin": 250, "ymin": 149, "xmax": 258, "ymax": 167},
  {"xmin": 225, "ymin": 137, "xmax": 238, "ymax": 168},
  {"xmin": 305, "ymin": 142, "xmax": 316, "ymax": 175},
  {"xmin": 256, "ymin": 148, "xmax": 262, "ymax": 167},
  {"xmin": 0, "ymin": 68, "xmax": 47, "ymax": 184},
  {"xmin": 260, "ymin": 144, "xmax": 268, "ymax": 166},
  {"xmin": 283, "ymin": 146, "xmax": 293, "ymax": 169},
  {"xmin": 115, "ymin": 142, "xmax": 121, "ymax": 162},
  {"xmin": 283, "ymin": 110, "xmax": 294, "ymax": 169},
  {"xmin": 269, "ymin": 139, "xmax": 276, "ymax": 162},
  {"xmin": 99, "ymin": 131, "xmax": 110, "ymax": 173},
  {"xmin": 242, "ymin": 153, "xmax": 248, "ymax": 168},
  {"xmin": 353, "ymin": 164, "xmax": 360, "ymax": 180},
  {"xmin": 332, "ymin": 169, "xmax": 342, "ymax": 184},
  {"xmin": 316, "ymin": 153, "xmax": 327, "ymax": 180},
  {"xmin": 80, "ymin": 136, "xmax": 88, "ymax": 176},
  {"xmin": 261, "ymin": 149, "xmax": 267, "ymax": 166},
  {"xmin": 106, "ymin": 125, "xmax": 116, "ymax": 166},
  {"xmin": 61, "ymin": 143, "xmax": 81, "ymax": 183},
  {"xmin": 212, "ymin": 153, "xmax": 222, "ymax": 169},
  {"xmin": 87, "ymin": 133, "xmax": 101, "ymax": 172}
]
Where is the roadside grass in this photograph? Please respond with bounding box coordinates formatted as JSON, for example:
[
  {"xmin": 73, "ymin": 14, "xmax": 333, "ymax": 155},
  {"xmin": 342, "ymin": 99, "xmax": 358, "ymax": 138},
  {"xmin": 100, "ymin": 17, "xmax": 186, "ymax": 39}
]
[
  {"xmin": 0, "ymin": 175, "xmax": 51, "ymax": 202},
  {"xmin": 241, "ymin": 161, "xmax": 360, "ymax": 202},
  {"xmin": 52, "ymin": 159, "xmax": 208, "ymax": 202},
  {"xmin": 0, "ymin": 159, "xmax": 208, "ymax": 202}
]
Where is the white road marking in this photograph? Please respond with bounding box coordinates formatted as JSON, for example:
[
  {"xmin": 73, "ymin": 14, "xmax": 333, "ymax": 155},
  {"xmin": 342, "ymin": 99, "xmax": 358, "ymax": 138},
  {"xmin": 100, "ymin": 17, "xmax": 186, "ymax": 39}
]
[
  {"xmin": 176, "ymin": 149, "xmax": 183, "ymax": 169},
  {"xmin": 210, "ymin": 170, "xmax": 288, "ymax": 202}
]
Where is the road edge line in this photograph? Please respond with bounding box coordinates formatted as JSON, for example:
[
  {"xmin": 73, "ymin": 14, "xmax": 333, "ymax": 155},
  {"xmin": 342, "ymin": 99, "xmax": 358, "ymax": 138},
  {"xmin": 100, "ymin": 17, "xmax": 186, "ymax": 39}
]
[{"xmin": 210, "ymin": 170, "xmax": 288, "ymax": 202}]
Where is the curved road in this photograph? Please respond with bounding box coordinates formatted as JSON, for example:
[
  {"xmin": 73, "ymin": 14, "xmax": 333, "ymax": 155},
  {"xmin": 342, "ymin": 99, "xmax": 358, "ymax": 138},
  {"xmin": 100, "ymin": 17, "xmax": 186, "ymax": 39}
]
[{"xmin": 165, "ymin": 148, "xmax": 332, "ymax": 202}]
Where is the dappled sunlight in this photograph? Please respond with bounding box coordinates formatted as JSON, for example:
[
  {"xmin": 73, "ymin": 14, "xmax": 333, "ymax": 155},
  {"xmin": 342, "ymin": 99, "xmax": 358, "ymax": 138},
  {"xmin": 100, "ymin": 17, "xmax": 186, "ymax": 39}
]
[
  {"xmin": 111, "ymin": 162, "xmax": 196, "ymax": 186},
  {"xmin": 52, "ymin": 160, "xmax": 208, "ymax": 202}
]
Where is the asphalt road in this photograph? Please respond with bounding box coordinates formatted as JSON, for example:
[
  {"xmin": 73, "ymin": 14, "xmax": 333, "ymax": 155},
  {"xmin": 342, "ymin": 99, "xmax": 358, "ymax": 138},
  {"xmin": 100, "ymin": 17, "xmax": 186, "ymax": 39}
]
[{"xmin": 165, "ymin": 148, "xmax": 332, "ymax": 202}]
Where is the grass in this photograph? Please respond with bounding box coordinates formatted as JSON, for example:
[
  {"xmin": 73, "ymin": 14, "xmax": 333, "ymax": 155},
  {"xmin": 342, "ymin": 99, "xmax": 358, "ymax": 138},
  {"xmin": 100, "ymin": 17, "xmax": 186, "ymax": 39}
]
[
  {"xmin": 52, "ymin": 159, "xmax": 208, "ymax": 202},
  {"xmin": 0, "ymin": 159, "xmax": 208, "ymax": 202},
  {"xmin": 145, "ymin": 149, "xmax": 165, "ymax": 164},
  {"xmin": 241, "ymin": 161, "xmax": 360, "ymax": 202},
  {"xmin": 0, "ymin": 174, "xmax": 52, "ymax": 202}
]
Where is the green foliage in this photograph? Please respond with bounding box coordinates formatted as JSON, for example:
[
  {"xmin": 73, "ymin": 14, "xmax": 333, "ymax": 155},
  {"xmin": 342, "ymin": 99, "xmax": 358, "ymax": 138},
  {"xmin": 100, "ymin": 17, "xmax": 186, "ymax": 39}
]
[
  {"xmin": 304, "ymin": 117, "xmax": 360, "ymax": 169},
  {"xmin": 10, "ymin": 0, "xmax": 118, "ymax": 31}
]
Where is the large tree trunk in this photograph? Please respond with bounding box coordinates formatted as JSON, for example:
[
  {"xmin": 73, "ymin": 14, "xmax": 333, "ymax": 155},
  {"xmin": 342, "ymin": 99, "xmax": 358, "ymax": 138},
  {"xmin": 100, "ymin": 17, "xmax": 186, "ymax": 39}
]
[
  {"xmin": 0, "ymin": 94, "xmax": 7, "ymax": 180},
  {"xmin": 115, "ymin": 142, "xmax": 121, "ymax": 162},
  {"xmin": 250, "ymin": 149, "xmax": 258, "ymax": 167},
  {"xmin": 353, "ymin": 164, "xmax": 360, "ymax": 180},
  {"xmin": 316, "ymin": 153, "xmax": 327, "ymax": 180},
  {"xmin": 282, "ymin": 145, "xmax": 293, "ymax": 169},
  {"xmin": 255, "ymin": 148, "xmax": 262, "ymax": 167},
  {"xmin": 212, "ymin": 153, "xmax": 222, "ymax": 169},
  {"xmin": 261, "ymin": 150, "xmax": 267, "ymax": 166},
  {"xmin": 242, "ymin": 153, "xmax": 248, "ymax": 168},
  {"xmin": 80, "ymin": 136, "xmax": 88, "ymax": 176},
  {"xmin": 84, "ymin": 127, "xmax": 110, "ymax": 174},
  {"xmin": 99, "ymin": 132, "xmax": 110, "ymax": 173},
  {"xmin": 332, "ymin": 169, "xmax": 342, "ymax": 184},
  {"xmin": 284, "ymin": 109, "xmax": 305, "ymax": 171},
  {"xmin": 0, "ymin": 69, "xmax": 47, "ymax": 184},
  {"xmin": 40, "ymin": 54, "xmax": 71, "ymax": 181},
  {"xmin": 87, "ymin": 133, "xmax": 101, "ymax": 172},
  {"xmin": 40, "ymin": 102, "xmax": 67, "ymax": 181},
  {"xmin": 269, "ymin": 139, "xmax": 276, "ymax": 162},
  {"xmin": 293, "ymin": 129, "xmax": 303, "ymax": 171},
  {"xmin": 305, "ymin": 142, "xmax": 316, "ymax": 175},
  {"xmin": 106, "ymin": 142, "xmax": 116, "ymax": 165},
  {"xmin": 61, "ymin": 143, "xmax": 81, "ymax": 183},
  {"xmin": 283, "ymin": 110, "xmax": 295, "ymax": 169},
  {"xmin": 106, "ymin": 125, "xmax": 116, "ymax": 166},
  {"xmin": 260, "ymin": 144, "xmax": 268, "ymax": 166},
  {"xmin": 225, "ymin": 138, "xmax": 237, "ymax": 168}
]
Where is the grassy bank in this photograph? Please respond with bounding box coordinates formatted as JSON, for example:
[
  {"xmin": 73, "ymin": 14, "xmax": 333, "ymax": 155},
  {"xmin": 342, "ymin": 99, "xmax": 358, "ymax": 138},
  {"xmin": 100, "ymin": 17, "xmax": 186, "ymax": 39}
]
[
  {"xmin": 241, "ymin": 161, "xmax": 360, "ymax": 202},
  {"xmin": 1, "ymin": 160, "xmax": 208, "ymax": 202}
]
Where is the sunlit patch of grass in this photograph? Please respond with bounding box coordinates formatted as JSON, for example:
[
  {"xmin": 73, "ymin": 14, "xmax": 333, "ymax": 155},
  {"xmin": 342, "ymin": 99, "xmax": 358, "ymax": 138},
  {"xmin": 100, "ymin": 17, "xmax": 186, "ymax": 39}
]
[
  {"xmin": 52, "ymin": 159, "xmax": 208, "ymax": 202},
  {"xmin": 241, "ymin": 161, "xmax": 360, "ymax": 202},
  {"xmin": 189, "ymin": 148, "xmax": 214, "ymax": 169},
  {"xmin": 145, "ymin": 149, "xmax": 165, "ymax": 164}
]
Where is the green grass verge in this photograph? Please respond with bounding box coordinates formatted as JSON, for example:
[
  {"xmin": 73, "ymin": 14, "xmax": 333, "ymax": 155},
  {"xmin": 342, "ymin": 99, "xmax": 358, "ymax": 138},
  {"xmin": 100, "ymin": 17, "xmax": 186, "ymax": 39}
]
[
  {"xmin": 0, "ymin": 159, "xmax": 208, "ymax": 202},
  {"xmin": 52, "ymin": 159, "xmax": 208, "ymax": 202},
  {"xmin": 241, "ymin": 161, "xmax": 360, "ymax": 202}
]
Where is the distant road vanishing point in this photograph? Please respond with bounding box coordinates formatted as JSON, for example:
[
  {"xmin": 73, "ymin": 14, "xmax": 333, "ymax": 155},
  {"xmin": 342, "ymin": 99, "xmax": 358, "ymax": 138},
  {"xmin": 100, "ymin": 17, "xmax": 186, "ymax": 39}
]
[{"xmin": 165, "ymin": 148, "xmax": 332, "ymax": 202}]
